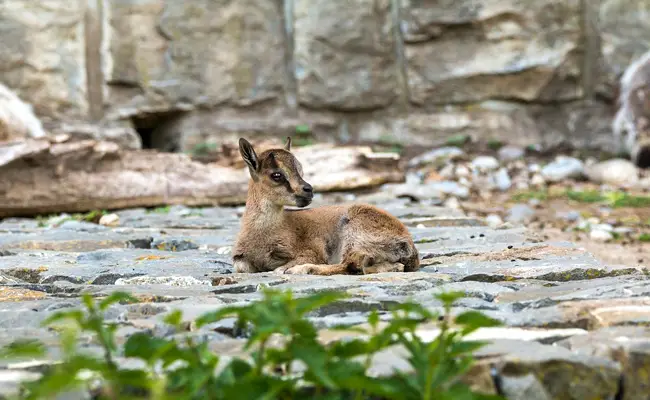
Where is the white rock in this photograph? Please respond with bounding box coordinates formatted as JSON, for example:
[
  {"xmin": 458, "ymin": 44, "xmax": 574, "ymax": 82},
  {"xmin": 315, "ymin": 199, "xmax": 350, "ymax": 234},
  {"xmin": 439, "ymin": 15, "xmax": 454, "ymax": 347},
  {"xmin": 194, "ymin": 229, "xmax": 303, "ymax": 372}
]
[
  {"xmin": 506, "ymin": 204, "xmax": 535, "ymax": 224},
  {"xmin": 405, "ymin": 173, "xmax": 422, "ymax": 185},
  {"xmin": 528, "ymin": 163, "xmax": 541, "ymax": 173},
  {"xmin": 443, "ymin": 197, "xmax": 461, "ymax": 209},
  {"xmin": 408, "ymin": 147, "xmax": 465, "ymax": 168},
  {"xmin": 531, "ymin": 174, "xmax": 546, "ymax": 186},
  {"xmin": 438, "ymin": 163, "xmax": 455, "ymax": 179},
  {"xmin": 485, "ymin": 214, "xmax": 504, "ymax": 228},
  {"xmin": 590, "ymin": 223, "xmax": 613, "ymax": 232},
  {"xmin": 590, "ymin": 229, "xmax": 613, "ymax": 242},
  {"xmin": 390, "ymin": 181, "xmax": 470, "ymax": 200},
  {"xmin": 493, "ymin": 168, "xmax": 512, "ymax": 191},
  {"xmin": 613, "ymin": 227, "xmax": 634, "ymax": 235},
  {"xmin": 99, "ymin": 213, "xmax": 119, "ymax": 227},
  {"xmin": 428, "ymin": 181, "xmax": 470, "ymax": 199},
  {"xmin": 115, "ymin": 276, "xmax": 211, "ymax": 286},
  {"xmin": 584, "ymin": 158, "xmax": 639, "ymax": 187},
  {"xmin": 217, "ymin": 246, "xmax": 232, "ymax": 255},
  {"xmin": 471, "ymin": 156, "xmax": 500, "ymax": 172},
  {"xmin": 498, "ymin": 146, "xmax": 525, "ymax": 162},
  {"xmin": 455, "ymin": 164, "xmax": 470, "ymax": 178},
  {"xmin": 515, "ymin": 181, "xmax": 530, "ymax": 190},
  {"xmin": 541, "ymin": 156, "xmax": 584, "ymax": 182}
]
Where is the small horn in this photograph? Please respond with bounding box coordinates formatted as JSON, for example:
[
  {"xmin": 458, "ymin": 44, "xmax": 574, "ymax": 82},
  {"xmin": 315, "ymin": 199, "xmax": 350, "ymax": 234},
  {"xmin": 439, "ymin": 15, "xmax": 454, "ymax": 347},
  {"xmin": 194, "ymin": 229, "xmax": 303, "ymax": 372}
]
[{"xmin": 284, "ymin": 136, "xmax": 292, "ymax": 151}]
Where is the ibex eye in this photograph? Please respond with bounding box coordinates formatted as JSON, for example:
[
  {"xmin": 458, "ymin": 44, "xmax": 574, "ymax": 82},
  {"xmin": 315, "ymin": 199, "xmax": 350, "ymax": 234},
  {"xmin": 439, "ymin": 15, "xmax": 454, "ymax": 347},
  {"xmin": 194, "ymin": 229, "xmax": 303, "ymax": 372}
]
[{"xmin": 270, "ymin": 172, "xmax": 283, "ymax": 182}]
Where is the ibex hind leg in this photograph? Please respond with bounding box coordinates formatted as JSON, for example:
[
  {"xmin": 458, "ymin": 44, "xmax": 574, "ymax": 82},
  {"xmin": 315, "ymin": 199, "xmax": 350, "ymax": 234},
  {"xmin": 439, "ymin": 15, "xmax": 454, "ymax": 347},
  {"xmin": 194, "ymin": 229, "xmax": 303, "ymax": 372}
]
[
  {"xmin": 342, "ymin": 205, "xmax": 420, "ymax": 273},
  {"xmin": 283, "ymin": 205, "xmax": 420, "ymax": 276}
]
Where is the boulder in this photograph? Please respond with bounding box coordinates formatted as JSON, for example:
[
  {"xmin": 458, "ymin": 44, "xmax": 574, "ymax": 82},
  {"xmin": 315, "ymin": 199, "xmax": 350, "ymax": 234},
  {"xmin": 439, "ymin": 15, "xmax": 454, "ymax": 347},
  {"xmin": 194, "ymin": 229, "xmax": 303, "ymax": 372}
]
[
  {"xmin": 294, "ymin": 0, "xmax": 397, "ymax": 110},
  {"xmin": 402, "ymin": 0, "xmax": 583, "ymax": 105}
]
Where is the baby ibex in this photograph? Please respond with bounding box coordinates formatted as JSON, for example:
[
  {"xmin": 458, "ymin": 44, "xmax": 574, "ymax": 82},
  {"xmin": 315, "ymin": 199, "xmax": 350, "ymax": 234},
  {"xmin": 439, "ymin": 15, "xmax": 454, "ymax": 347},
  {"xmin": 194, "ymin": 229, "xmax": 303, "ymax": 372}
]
[{"xmin": 233, "ymin": 137, "xmax": 420, "ymax": 275}]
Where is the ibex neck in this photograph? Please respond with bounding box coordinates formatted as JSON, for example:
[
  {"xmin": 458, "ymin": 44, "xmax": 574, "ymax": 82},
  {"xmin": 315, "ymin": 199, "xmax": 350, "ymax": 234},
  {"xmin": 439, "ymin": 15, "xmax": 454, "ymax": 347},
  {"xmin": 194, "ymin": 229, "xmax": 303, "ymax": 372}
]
[{"xmin": 241, "ymin": 183, "xmax": 285, "ymax": 227}]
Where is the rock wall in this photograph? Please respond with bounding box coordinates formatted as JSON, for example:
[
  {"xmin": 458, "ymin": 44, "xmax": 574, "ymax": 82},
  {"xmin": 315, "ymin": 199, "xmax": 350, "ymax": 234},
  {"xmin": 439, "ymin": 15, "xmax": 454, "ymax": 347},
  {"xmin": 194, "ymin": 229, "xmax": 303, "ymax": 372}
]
[{"xmin": 1, "ymin": 0, "xmax": 649, "ymax": 151}]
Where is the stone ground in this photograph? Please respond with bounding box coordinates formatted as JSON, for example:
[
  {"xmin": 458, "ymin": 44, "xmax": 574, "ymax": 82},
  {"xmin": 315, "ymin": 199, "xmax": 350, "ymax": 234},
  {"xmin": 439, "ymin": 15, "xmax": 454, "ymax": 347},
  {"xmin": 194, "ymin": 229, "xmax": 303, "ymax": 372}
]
[{"xmin": 1, "ymin": 189, "xmax": 650, "ymax": 399}]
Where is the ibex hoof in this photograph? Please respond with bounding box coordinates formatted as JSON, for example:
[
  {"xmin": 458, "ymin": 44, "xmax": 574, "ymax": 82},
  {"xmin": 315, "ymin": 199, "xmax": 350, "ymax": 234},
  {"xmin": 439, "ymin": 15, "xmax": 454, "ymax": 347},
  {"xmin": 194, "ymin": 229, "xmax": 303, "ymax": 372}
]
[{"xmin": 283, "ymin": 264, "xmax": 317, "ymax": 275}]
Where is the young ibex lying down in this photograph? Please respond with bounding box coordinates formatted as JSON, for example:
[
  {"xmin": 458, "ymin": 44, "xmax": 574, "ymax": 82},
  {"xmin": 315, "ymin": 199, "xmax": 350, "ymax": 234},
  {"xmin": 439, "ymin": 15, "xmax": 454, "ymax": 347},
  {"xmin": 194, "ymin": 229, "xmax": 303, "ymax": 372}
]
[{"xmin": 233, "ymin": 137, "xmax": 420, "ymax": 275}]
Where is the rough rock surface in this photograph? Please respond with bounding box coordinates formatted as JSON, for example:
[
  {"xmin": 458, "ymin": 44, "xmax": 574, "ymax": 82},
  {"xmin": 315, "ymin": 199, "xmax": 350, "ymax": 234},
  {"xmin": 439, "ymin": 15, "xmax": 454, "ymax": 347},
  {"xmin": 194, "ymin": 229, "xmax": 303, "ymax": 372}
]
[
  {"xmin": 402, "ymin": 0, "xmax": 583, "ymax": 104},
  {"xmin": 0, "ymin": 191, "xmax": 647, "ymax": 398},
  {"xmin": 0, "ymin": 0, "xmax": 647, "ymax": 152},
  {"xmin": 0, "ymin": 83, "xmax": 46, "ymax": 142}
]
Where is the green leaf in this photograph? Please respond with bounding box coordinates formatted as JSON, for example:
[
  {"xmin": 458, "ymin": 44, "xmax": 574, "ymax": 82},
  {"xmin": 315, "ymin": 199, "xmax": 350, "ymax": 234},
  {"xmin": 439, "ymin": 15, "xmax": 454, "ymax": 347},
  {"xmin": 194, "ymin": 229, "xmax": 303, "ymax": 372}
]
[
  {"xmin": 327, "ymin": 338, "xmax": 369, "ymax": 358},
  {"xmin": 0, "ymin": 339, "xmax": 46, "ymax": 360},
  {"xmin": 124, "ymin": 332, "xmax": 175, "ymax": 364},
  {"xmin": 163, "ymin": 309, "xmax": 184, "ymax": 328},
  {"xmin": 81, "ymin": 293, "xmax": 96, "ymax": 312},
  {"xmin": 289, "ymin": 339, "xmax": 336, "ymax": 388},
  {"xmin": 448, "ymin": 340, "xmax": 489, "ymax": 357},
  {"xmin": 99, "ymin": 291, "xmax": 139, "ymax": 310},
  {"xmin": 368, "ymin": 309, "xmax": 380, "ymax": 328},
  {"xmin": 294, "ymin": 290, "xmax": 348, "ymax": 316},
  {"xmin": 42, "ymin": 309, "xmax": 85, "ymax": 327},
  {"xmin": 454, "ymin": 311, "xmax": 501, "ymax": 333},
  {"xmin": 434, "ymin": 291, "xmax": 466, "ymax": 308},
  {"xmin": 194, "ymin": 305, "xmax": 249, "ymax": 328}
]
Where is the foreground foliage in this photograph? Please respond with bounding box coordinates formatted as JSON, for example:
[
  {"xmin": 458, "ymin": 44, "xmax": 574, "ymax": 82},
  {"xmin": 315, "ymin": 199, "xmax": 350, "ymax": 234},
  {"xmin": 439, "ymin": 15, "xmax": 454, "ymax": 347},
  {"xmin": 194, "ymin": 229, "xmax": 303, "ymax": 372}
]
[{"xmin": 1, "ymin": 290, "xmax": 504, "ymax": 400}]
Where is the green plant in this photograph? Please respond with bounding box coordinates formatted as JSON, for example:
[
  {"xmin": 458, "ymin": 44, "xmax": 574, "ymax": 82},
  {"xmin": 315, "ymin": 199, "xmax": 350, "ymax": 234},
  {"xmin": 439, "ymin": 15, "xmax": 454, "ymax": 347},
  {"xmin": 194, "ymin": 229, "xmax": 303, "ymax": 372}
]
[
  {"xmin": 510, "ymin": 189, "xmax": 549, "ymax": 202},
  {"xmin": 147, "ymin": 206, "xmax": 171, "ymax": 214},
  {"xmin": 191, "ymin": 142, "xmax": 219, "ymax": 156},
  {"xmin": 486, "ymin": 139, "xmax": 503, "ymax": 151},
  {"xmin": 2, "ymin": 290, "xmax": 504, "ymax": 400},
  {"xmin": 291, "ymin": 124, "xmax": 316, "ymax": 147},
  {"xmin": 445, "ymin": 134, "xmax": 470, "ymax": 148},
  {"xmin": 35, "ymin": 210, "xmax": 108, "ymax": 227},
  {"xmin": 606, "ymin": 192, "xmax": 650, "ymax": 208},
  {"xmin": 565, "ymin": 190, "xmax": 604, "ymax": 203},
  {"xmin": 638, "ymin": 233, "xmax": 650, "ymax": 242}
]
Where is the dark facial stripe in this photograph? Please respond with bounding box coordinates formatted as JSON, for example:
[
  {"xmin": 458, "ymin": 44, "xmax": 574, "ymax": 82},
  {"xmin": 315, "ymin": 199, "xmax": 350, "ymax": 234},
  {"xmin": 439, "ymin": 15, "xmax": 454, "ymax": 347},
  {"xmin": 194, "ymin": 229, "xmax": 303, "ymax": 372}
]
[
  {"xmin": 281, "ymin": 171, "xmax": 294, "ymax": 193},
  {"xmin": 267, "ymin": 152, "xmax": 279, "ymax": 169}
]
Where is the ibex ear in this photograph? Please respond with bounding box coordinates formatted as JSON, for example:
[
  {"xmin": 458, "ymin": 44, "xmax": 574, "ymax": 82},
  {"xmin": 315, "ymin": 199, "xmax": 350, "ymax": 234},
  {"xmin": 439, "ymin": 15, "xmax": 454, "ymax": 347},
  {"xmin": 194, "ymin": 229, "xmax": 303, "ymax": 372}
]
[
  {"xmin": 284, "ymin": 136, "xmax": 292, "ymax": 151},
  {"xmin": 238, "ymin": 138, "xmax": 259, "ymax": 178}
]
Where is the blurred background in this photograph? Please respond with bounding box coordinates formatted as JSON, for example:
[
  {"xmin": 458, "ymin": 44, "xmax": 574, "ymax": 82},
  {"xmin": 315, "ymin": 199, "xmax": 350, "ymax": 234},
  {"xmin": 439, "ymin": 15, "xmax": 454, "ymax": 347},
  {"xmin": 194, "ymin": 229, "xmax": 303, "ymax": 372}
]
[{"xmin": 1, "ymin": 0, "xmax": 650, "ymax": 265}]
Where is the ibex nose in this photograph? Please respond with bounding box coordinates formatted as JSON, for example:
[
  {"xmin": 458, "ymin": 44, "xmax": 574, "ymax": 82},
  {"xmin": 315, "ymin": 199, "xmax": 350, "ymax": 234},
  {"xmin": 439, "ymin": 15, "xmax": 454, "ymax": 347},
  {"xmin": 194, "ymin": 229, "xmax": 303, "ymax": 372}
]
[{"xmin": 302, "ymin": 184, "xmax": 313, "ymax": 193}]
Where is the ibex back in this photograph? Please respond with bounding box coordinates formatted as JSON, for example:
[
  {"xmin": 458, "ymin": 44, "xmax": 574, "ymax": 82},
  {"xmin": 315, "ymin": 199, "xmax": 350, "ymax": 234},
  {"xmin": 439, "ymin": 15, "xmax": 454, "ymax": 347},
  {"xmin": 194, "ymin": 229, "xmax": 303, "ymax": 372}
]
[{"xmin": 232, "ymin": 137, "xmax": 420, "ymax": 275}]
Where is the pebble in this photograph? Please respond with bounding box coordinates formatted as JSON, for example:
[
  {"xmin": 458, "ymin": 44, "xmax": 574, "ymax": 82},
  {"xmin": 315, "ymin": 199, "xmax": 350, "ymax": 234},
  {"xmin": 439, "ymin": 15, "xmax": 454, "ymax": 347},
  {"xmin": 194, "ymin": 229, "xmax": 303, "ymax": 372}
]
[
  {"xmin": 443, "ymin": 197, "xmax": 461, "ymax": 209},
  {"xmin": 529, "ymin": 164, "xmax": 541, "ymax": 173},
  {"xmin": 506, "ymin": 204, "xmax": 536, "ymax": 224},
  {"xmin": 584, "ymin": 158, "xmax": 639, "ymax": 187},
  {"xmin": 438, "ymin": 164, "xmax": 455, "ymax": 179},
  {"xmin": 558, "ymin": 211, "xmax": 581, "ymax": 222},
  {"xmin": 498, "ymin": 146, "xmax": 525, "ymax": 162},
  {"xmin": 589, "ymin": 229, "xmax": 613, "ymax": 242},
  {"xmin": 428, "ymin": 181, "xmax": 470, "ymax": 199},
  {"xmin": 472, "ymin": 156, "xmax": 500, "ymax": 172},
  {"xmin": 528, "ymin": 199, "xmax": 542, "ymax": 208},
  {"xmin": 455, "ymin": 164, "xmax": 470, "ymax": 178},
  {"xmin": 613, "ymin": 227, "xmax": 634, "ymax": 235},
  {"xmin": 531, "ymin": 174, "xmax": 545, "ymax": 186},
  {"xmin": 590, "ymin": 224, "xmax": 613, "ymax": 232},
  {"xmin": 115, "ymin": 276, "xmax": 212, "ymax": 286},
  {"xmin": 408, "ymin": 147, "xmax": 465, "ymax": 168},
  {"xmin": 485, "ymin": 214, "xmax": 504, "ymax": 228},
  {"xmin": 541, "ymin": 156, "xmax": 584, "ymax": 182},
  {"xmin": 493, "ymin": 168, "xmax": 512, "ymax": 191},
  {"xmin": 99, "ymin": 213, "xmax": 120, "ymax": 226}
]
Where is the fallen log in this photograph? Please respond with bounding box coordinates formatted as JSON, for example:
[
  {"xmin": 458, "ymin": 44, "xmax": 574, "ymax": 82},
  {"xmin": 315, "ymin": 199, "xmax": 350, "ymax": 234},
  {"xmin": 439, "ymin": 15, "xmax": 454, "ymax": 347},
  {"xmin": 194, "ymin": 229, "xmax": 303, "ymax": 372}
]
[{"xmin": 0, "ymin": 138, "xmax": 404, "ymax": 218}]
